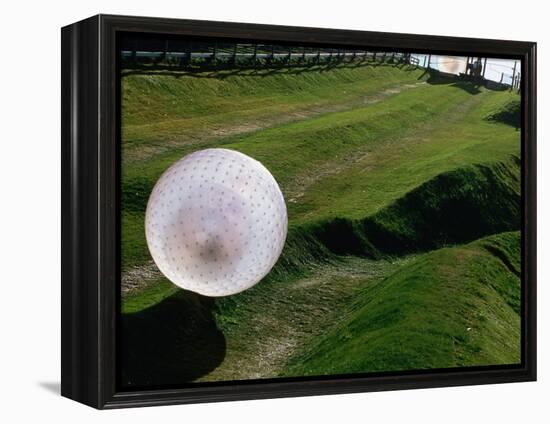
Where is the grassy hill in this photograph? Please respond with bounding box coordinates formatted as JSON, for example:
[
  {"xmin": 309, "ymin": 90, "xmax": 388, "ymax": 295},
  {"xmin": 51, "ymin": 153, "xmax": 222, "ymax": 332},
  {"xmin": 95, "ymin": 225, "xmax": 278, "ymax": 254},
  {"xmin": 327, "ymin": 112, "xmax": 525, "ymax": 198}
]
[
  {"xmin": 283, "ymin": 231, "xmax": 521, "ymax": 376},
  {"xmin": 119, "ymin": 61, "xmax": 521, "ymax": 386},
  {"xmin": 121, "ymin": 63, "xmax": 428, "ymax": 162}
]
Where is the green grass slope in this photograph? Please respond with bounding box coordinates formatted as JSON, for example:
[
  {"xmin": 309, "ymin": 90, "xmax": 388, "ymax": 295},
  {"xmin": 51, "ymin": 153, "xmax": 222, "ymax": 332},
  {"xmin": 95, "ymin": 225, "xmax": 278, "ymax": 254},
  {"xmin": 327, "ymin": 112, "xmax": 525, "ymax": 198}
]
[
  {"xmin": 280, "ymin": 87, "xmax": 519, "ymax": 224},
  {"xmin": 121, "ymin": 63, "xmax": 430, "ymax": 270},
  {"xmin": 362, "ymin": 156, "xmax": 521, "ymax": 254},
  {"xmin": 282, "ymin": 231, "xmax": 521, "ymax": 377},
  {"xmin": 202, "ymin": 157, "xmax": 522, "ymax": 338},
  {"xmin": 121, "ymin": 66, "xmax": 520, "ymax": 273},
  {"xmin": 272, "ymin": 155, "xmax": 521, "ymax": 269},
  {"xmin": 485, "ymin": 98, "xmax": 521, "ymax": 129},
  {"xmin": 121, "ymin": 63, "xmax": 426, "ymax": 159},
  {"xmin": 122, "ymin": 156, "xmax": 521, "ymax": 327}
]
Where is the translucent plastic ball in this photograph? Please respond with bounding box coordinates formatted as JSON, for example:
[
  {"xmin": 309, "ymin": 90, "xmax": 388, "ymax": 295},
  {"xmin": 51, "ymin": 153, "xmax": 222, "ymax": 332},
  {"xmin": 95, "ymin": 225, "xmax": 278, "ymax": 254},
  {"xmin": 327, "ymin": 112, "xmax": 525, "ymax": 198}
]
[{"xmin": 145, "ymin": 148, "xmax": 288, "ymax": 297}]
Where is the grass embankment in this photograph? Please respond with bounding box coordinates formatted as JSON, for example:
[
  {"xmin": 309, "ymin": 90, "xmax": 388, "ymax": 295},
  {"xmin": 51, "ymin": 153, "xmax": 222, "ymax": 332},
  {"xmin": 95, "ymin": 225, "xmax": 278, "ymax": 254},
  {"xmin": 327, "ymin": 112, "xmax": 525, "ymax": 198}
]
[
  {"xmin": 283, "ymin": 231, "xmax": 521, "ymax": 376},
  {"xmin": 224, "ymin": 155, "xmax": 522, "ymax": 299},
  {"xmin": 485, "ymin": 98, "xmax": 521, "ymax": 129}
]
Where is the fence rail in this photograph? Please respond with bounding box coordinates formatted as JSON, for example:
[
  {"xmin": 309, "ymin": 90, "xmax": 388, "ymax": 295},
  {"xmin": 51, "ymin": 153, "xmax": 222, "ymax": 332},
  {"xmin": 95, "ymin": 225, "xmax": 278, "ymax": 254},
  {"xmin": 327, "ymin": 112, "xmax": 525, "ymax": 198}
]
[{"xmin": 120, "ymin": 40, "xmax": 412, "ymax": 70}]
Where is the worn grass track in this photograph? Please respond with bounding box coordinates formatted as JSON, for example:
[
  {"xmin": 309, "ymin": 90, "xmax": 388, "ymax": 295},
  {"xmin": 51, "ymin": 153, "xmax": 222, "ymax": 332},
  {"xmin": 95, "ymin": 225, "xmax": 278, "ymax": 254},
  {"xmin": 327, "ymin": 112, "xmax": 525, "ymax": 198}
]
[{"xmin": 197, "ymin": 257, "xmax": 409, "ymax": 381}]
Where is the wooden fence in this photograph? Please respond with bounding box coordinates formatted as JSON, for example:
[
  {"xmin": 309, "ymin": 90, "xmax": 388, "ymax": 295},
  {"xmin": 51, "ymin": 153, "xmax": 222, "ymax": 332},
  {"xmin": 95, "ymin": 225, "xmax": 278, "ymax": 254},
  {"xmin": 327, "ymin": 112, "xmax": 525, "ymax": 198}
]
[{"xmin": 120, "ymin": 40, "xmax": 413, "ymax": 70}]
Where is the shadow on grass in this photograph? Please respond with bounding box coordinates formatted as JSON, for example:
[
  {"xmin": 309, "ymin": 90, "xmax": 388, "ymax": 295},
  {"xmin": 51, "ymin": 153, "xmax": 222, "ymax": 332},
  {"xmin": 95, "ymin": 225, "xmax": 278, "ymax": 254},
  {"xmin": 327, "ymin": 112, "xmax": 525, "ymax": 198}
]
[
  {"xmin": 120, "ymin": 290, "xmax": 226, "ymax": 388},
  {"xmin": 362, "ymin": 157, "xmax": 521, "ymax": 255},
  {"xmin": 120, "ymin": 60, "xmax": 421, "ymax": 80},
  {"xmin": 418, "ymin": 68, "xmax": 483, "ymax": 94},
  {"xmin": 485, "ymin": 98, "xmax": 521, "ymax": 130},
  {"xmin": 284, "ymin": 156, "xmax": 521, "ymax": 265}
]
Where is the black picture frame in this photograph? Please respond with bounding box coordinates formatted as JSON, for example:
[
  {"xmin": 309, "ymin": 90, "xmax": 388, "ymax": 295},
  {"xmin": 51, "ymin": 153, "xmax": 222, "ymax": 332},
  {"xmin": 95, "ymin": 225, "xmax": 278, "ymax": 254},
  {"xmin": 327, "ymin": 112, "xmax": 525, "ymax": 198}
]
[{"xmin": 61, "ymin": 14, "xmax": 537, "ymax": 409}]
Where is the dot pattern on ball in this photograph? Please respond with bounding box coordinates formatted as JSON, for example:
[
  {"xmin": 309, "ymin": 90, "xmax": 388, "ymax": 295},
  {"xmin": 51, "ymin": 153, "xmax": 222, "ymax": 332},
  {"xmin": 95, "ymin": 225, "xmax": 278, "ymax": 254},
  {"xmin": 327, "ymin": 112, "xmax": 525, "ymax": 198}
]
[{"xmin": 145, "ymin": 148, "xmax": 288, "ymax": 297}]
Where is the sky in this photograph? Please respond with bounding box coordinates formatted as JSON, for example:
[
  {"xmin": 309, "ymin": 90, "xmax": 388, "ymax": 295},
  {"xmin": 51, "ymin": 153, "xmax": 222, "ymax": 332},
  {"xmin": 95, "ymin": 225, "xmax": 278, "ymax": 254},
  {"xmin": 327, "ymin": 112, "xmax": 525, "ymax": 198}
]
[{"xmin": 412, "ymin": 54, "xmax": 520, "ymax": 85}]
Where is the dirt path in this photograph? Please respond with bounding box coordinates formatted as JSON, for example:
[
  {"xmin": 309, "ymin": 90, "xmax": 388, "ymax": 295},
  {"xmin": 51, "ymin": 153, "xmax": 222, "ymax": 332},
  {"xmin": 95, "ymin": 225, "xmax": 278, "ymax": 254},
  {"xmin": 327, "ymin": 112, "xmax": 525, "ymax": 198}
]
[
  {"xmin": 196, "ymin": 256, "xmax": 412, "ymax": 381},
  {"xmin": 121, "ymin": 261, "xmax": 163, "ymax": 295}
]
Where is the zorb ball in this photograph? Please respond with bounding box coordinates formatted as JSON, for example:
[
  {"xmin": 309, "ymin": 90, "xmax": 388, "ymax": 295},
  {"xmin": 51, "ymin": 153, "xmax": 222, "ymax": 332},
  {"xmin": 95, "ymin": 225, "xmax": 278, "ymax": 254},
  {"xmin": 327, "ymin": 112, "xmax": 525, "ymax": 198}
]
[{"xmin": 145, "ymin": 148, "xmax": 288, "ymax": 297}]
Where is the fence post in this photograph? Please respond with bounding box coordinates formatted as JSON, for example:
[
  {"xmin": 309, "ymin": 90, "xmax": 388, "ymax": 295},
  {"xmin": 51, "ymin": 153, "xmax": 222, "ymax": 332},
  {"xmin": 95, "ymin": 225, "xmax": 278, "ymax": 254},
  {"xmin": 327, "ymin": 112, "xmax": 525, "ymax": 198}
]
[
  {"xmin": 232, "ymin": 43, "xmax": 238, "ymax": 66},
  {"xmin": 253, "ymin": 43, "xmax": 258, "ymax": 67},
  {"xmin": 373, "ymin": 52, "xmax": 377, "ymax": 62},
  {"xmin": 482, "ymin": 57, "xmax": 487, "ymax": 78},
  {"xmin": 287, "ymin": 46, "xmax": 292, "ymax": 66},
  {"xmin": 162, "ymin": 39, "xmax": 168, "ymax": 64},
  {"xmin": 180, "ymin": 41, "xmax": 191, "ymax": 68},
  {"xmin": 131, "ymin": 38, "xmax": 137, "ymax": 65},
  {"xmin": 427, "ymin": 54, "xmax": 431, "ymax": 69},
  {"xmin": 510, "ymin": 61, "xmax": 517, "ymax": 91},
  {"xmin": 317, "ymin": 49, "xmax": 321, "ymax": 65},
  {"xmin": 212, "ymin": 42, "xmax": 217, "ymax": 67}
]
